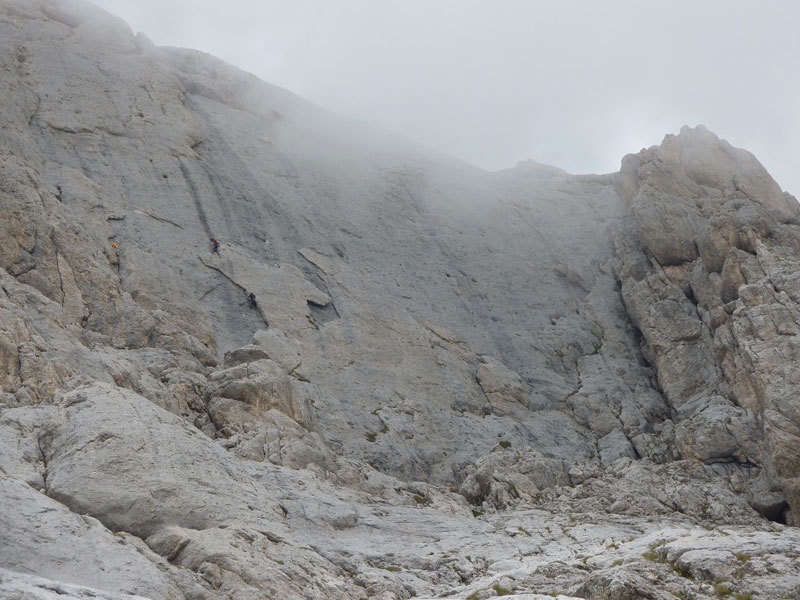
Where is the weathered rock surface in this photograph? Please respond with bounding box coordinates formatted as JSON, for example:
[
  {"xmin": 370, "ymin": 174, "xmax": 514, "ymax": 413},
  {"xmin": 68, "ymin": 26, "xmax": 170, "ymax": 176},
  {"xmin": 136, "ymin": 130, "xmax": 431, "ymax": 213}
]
[
  {"xmin": 615, "ymin": 125, "xmax": 800, "ymax": 523},
  {"xmin": 0, "ymin": 569, "xmax": 153, "ymax": 600},
  {"xmin": 2, "ymin": 1, "xmax": 800, "ymax": 598}
]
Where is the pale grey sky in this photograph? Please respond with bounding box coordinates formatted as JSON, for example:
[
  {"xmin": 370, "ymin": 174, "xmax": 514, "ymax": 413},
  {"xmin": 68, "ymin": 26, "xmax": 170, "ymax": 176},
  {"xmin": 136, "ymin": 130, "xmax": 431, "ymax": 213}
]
[{"xmin": 91, "ymin": 0, "xmax": 799, "ymax": 195}]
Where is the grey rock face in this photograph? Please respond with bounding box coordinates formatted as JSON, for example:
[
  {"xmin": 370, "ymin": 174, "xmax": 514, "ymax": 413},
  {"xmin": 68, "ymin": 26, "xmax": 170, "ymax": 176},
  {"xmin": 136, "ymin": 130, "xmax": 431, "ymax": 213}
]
[
  {"xmin": 0, "ymin": 569, "xmax": 153, "ymax": 600},
  {"xmin": 2, "ymin": 1, "xmax": 800, "ymax": 599},
  {"xmin": 0, "ymin": 476, "xmax": 188, "ymax": 598},
  {"xmin": 615, "ymin": 124, "xmax": 800, "ymax": 521}
]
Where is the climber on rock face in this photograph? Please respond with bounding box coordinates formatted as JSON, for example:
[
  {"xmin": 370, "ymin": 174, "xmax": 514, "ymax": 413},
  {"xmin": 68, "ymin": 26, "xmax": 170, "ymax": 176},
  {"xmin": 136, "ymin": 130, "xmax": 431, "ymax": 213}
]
[
  {"xmin": 211, "ymin": 238, "xmax": 220, "ymax": 253},
  {"xmin": 248, "ymin": 292, "xmax": 257, "ymax": 308}
]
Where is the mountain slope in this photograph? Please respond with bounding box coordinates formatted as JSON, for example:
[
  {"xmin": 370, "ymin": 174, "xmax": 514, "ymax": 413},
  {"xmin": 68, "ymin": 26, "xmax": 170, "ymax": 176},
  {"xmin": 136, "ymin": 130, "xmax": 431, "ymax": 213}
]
[{"xmin": 2, "ymin": 1, "xmax": 800, "ymax": 599}]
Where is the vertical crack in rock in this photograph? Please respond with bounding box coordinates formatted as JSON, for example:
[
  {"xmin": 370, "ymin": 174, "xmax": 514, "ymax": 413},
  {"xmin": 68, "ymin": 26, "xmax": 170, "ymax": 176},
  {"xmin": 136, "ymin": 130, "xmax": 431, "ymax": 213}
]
[
  {"xmin": 178, "ymin": 158, "xmax": 213, "ymax": 239},
  {"xmin": 36, "ymin": 432, "xmax": 49, "ymax": 494}
]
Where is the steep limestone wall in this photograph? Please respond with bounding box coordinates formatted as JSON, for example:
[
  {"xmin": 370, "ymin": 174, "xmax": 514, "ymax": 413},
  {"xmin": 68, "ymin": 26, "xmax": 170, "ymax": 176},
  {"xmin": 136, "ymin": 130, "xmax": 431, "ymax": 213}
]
[
  {"xmin": 2, "ymin": 2, "xmax": 800, "ymax": 599},
  {"xmin": 615, "ymin": 125, "xmax": 800, "ymax": 523}
]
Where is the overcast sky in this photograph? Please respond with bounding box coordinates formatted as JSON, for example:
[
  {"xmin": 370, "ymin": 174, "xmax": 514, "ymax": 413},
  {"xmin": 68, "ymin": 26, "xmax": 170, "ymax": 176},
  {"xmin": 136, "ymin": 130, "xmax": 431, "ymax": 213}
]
[{"xmin": 91, "ymin": 0, "xmax": 799, "ymax": 195}]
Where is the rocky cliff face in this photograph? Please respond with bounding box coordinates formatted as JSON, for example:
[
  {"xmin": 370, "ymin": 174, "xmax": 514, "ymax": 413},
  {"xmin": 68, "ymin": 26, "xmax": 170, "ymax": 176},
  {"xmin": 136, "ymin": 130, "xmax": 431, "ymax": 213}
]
[
  {"xmin": 2, "ymin": 1, "xmax": 800, "ymax": 599},
  {"xmin": 615, "ymin": 126, "xmax": 800, "ymax": 525}
]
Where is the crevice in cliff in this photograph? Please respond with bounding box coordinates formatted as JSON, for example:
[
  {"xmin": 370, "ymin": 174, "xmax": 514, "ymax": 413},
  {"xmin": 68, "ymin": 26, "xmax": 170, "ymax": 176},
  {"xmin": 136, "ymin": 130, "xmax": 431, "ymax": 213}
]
[
  {"xmin": 759, "ymin": 500, "xmax": 790, "ymax": 525},
  {"xmin": 44, "ymin": 122, "xmax": 128, "ymax": 137},
  {"xmin": 26, "ymin": 92, "xmax": 41, "ymax": 127},
  {"xmin": 198, "ymin": 256, "xmax": 269, "ymax": 328},
  {"xmin": 288, "ymin": 362, "xmax": 311, "ymax": 383},
  {"xmin": 53, "ymin": 252, "xmax": 67, "ymax": 308},
  {"xmin": 684, "ymin": 283, "xmax": 699, "ymax": 308},
  {"xmin": 178, "ymin": 158, "xmax": 213, "ymax": 239},
  {"xmin": 198, "ymin": 283, "xmax": 221, "ymax": 301},
  {"xmin": 36, "ymin": 432, "xmax": 49, "ymax": 494},
  {"xmin": 133, "ymin": 209, "xmax": 184, "ymax": 229},
  {"xmin": 197, "ymin": 258, "xmax": 243, "ymax": 292}
]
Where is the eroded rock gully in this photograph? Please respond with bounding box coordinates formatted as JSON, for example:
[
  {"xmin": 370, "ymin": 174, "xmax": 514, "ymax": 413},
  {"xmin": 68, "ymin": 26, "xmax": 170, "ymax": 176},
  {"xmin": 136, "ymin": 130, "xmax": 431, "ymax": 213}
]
[{"xmin": 1, "ymin": 1, "xmax": 800, "ymax": 598}]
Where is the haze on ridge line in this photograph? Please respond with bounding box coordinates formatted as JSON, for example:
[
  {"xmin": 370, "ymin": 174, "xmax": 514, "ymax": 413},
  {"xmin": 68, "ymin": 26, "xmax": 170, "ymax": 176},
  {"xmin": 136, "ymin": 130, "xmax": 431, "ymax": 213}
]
[{"xmin": 88, "ymin": 0, "xmax": 800, "ymax": 197}]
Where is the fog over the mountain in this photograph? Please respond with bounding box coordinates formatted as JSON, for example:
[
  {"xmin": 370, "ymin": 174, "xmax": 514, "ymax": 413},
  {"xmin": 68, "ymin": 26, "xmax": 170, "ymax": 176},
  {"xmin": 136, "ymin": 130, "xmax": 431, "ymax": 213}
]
[{"xmin": 92, "ymin": 0, "xmax": 799, "ymax": 195}]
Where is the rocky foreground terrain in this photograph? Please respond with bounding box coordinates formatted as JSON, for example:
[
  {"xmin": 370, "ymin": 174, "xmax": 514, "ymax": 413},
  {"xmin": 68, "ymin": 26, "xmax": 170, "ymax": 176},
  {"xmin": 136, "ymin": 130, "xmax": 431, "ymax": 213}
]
[{"xmin": 2, "ymin": 1, "xmax": 800, "ymax": 598}]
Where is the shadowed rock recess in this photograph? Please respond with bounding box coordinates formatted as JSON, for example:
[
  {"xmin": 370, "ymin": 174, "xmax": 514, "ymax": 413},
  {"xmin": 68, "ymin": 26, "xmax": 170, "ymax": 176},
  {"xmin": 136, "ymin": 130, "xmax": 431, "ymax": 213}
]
[{"xmin": 2, "ymin": 2, "xmax": 800, "ymax": 599}]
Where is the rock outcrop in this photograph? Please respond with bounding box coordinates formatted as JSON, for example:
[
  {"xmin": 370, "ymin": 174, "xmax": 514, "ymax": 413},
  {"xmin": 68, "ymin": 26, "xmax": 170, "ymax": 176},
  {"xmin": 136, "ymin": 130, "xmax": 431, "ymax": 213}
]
[
  {"xmin": 2, "ymin": 1, "xmax": 800, "ymax": 598},
  {"xmin": 615, "ymin": 125, "xmax": 800, "ymax": 524}
]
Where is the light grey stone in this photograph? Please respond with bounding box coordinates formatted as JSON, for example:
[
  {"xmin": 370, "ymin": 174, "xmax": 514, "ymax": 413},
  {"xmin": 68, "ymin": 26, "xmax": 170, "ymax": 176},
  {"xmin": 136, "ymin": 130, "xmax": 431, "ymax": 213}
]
[
  {"xmin": 0, "ymin": 569, "xmax": 152, "ymax": 600},
  {"xmin": 0, "ymin": 476, "xmax": 186, "ymax": 599},
  {"xmin": 2, "ymin": 2, "xmax": 800, "ymax": 599}
]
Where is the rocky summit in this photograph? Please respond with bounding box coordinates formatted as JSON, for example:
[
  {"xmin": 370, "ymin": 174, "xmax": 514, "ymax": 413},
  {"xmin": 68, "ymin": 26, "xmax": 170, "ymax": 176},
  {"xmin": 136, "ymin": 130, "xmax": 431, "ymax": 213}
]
[{"xmin": 2, "ymin": 1, "xmax": 800, "ymax": 599}]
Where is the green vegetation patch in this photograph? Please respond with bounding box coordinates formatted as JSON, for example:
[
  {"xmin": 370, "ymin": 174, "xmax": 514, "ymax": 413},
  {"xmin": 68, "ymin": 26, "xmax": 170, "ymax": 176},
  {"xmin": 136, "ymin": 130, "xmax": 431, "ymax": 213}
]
[{"xmin": 492, "ymin": 583, "xmax": 513, "ymax": 596}]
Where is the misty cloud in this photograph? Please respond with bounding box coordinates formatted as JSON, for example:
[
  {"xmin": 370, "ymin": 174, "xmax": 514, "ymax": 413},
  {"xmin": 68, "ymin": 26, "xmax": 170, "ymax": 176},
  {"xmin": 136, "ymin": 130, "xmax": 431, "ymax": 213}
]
[{"xmin": 93, "ymin": 0, "xmax": 800, "ymax": 195}]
